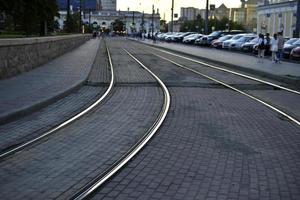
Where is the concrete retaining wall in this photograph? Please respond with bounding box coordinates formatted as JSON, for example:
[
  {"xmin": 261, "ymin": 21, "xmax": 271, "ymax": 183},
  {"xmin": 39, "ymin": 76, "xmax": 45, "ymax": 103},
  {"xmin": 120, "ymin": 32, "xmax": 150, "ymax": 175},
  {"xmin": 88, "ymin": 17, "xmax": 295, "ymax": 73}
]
[{"xmin": 0, "ymin": 34, "xmax": 91, "ymax": 79}]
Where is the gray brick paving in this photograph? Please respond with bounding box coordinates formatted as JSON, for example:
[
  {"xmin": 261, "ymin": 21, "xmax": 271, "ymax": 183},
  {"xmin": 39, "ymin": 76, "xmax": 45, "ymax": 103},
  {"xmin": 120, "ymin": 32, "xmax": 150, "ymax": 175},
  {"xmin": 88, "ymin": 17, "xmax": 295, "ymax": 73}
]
[
  {"xmin": 0, "ymin": 86, "xmax": 105, "ymax": 153},
  {"xmin": 92, "ymin": 87, "xmax": 300, "ymax": 200},
  {"xmin": 90, "ymin": 39, "xmax": 300, "ymax": 200},
  {"xmin": 0, "ymin": 38, "xmax": 100, "ymax": 121},
  {"xmin": 0, "ymin": 86, "xmax": 163, "ymax": 200},
  {"xmin": 139, "ymin": 39, "xmax": 300, "ymax": 78}
]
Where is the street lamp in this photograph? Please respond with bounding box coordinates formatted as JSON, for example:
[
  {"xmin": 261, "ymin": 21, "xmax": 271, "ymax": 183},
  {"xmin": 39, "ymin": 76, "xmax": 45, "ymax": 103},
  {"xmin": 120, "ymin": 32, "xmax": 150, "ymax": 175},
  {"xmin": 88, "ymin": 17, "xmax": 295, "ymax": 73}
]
[
  {"xmin": 171, "ymin": 0, "xmax": 174, "ymax": 32},
  {"xmin": 205, "ymin": 0, "xmax": 209, "ymax": 34},
  {"xmin": 295, "ymin": 0, "xmax": 300, "ymax": 37}
]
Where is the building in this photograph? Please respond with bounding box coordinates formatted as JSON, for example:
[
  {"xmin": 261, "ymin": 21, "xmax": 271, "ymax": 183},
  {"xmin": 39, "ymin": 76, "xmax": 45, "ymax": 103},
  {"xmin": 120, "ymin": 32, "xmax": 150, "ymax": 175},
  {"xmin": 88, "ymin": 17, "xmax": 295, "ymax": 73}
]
[
  {"xmin": 58, "ymin": 10, "xmax": 160, "ymax": 34},
  {"xmin": 214, "ymin": 4, "xmax": 230, "ymax": 20},
  {"xmin": 97, "ymin": 0, "xmax": 117, "ymax": 11},
  {"xmin": 180, "ymin": 7, "xmax": 202, "ymax": 21},
  {"xmin": 230, "ymin": 0, "xmax": 258, "ymax": 32},
  {"xmin": 257, "ymin": 0, "xmax": 298, "ymax": 38}
]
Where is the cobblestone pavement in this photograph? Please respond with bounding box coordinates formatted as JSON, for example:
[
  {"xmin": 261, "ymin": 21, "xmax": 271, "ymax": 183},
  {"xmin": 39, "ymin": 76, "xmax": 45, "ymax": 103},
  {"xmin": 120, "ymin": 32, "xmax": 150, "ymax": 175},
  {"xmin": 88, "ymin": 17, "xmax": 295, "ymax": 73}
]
[
  {"xmin": 0, "ymin": 39, "xmax": 164, "ymax": 199},
  {"xmin": 91, "ymin": 38, "xmax": 300, "ymax": 200},
  {"xmin": 131, "ymin": 41, "xmax": 300, "ymax": 127},
  {"xmin": 0, "ymin": 38, "xmax": 100, "ymax": 123},
  {"xmin": 0, "ymin": 40, "xmax": 110, "ymax": 154}
]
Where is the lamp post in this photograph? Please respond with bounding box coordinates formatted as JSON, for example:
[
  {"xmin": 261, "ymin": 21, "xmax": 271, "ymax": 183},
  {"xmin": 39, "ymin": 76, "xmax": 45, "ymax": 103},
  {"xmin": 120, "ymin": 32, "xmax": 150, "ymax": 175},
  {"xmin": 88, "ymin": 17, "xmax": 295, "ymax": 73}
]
[
  {"xmin": 152, "ymin": 5, "xmax": 154, "ymax": 37},
  {"xmin": 66, "ymin": 0, "xmax": 70, "ymax": 32},
  {"xmin": 295, "ymin": 0, "xmax": 300, "ymax": 37},
  {"xmin": 171, "ymin": 0, "xmax": 174, "ymax": 32},
  {"xmin": 205, "ymin": 0, "xmax": 209, "ymax": 34}
]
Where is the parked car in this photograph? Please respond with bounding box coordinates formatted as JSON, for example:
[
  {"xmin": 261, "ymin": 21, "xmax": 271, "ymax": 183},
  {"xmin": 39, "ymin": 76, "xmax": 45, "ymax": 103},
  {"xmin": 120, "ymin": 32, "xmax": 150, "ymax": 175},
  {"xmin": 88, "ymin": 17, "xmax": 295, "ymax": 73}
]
[
  {"xmin": 290, "ymin": 46, "xmax": 300, "ymax": 60},
  {"xmin": 284, "ymin": 38, "xmax": 299, "ymax": 48},
  {"xmin": 283, "ymin": 39, "xmax": 300, "ymax": 58},
  {"xmin": 173, "ymin": 32, "xmax": 196, "ymax": 42},
  {"xmin": 229, "ymin": 35, "xmax": 257, "ymax": 50},
  {"xmin": 205, "ymin": 30, "xmax": 245, "ymax": 45},
  {"xmin": 211, "ymin": 35, "xmax": 233, "ymax": 48},
  {"xmin": 165, "ymin": 32, "xmax": 180, "ymax": 42},
  {"xmin": 222, "ymin": 34, "xmax": 248, "ymax": 49},
  {"xmin": 241, "ymin": 37, "xmax": 259, "ymax": 52},
  {"xmin": 182, "ymin": 34, "xmax": 203, "ymax": 44}
]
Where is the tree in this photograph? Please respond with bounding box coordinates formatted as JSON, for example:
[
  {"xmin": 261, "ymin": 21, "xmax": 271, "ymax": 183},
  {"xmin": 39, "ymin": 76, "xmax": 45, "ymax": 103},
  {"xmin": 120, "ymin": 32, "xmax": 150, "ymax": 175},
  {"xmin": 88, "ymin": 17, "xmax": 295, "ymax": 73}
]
[
  {"xmin": 0, "ymin": 0, "xmax": 59, "ymax": 35},
  {"xmin": 112, "ymin": 19, "xmax": 124, "ymax": 32}
]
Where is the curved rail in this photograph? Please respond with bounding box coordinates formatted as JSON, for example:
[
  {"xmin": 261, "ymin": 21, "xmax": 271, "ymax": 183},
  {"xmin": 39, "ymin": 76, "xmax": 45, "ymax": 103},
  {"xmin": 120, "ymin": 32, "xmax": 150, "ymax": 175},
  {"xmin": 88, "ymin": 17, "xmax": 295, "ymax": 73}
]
[
  {"xmin": 152, "ymin": 52, "xmax": 300, "ymax": 126},
  {"xmin": 0, "ymin": 41, "xmax": 115, "ymax": 159},
  {"xmin": 72, "ymin": 49, "xmax": 170, "ymax": 200},
  {"xmin": 151, "ymin": 47, "xmax": 300, "ymax": 95}
]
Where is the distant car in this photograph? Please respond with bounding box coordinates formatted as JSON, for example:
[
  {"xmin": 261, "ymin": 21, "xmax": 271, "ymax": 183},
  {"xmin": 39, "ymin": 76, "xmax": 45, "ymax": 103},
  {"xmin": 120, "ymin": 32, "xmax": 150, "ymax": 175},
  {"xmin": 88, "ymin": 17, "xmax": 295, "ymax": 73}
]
[
  {"xmin": 211, "ymin": 35, "xmax": 233, "ymax": 48},
  {"xmin": 205, "ymin": 30, "xmax": 245, "ymax": 45},
  {"xmin": 290, "ymin": 46, "xmax": 300, "ymax": 60},
  {"xmin": 173, "ymin": 32, "xmax": 196, "ymax": 42},
  {"xmin": 222, "ymin": 34, "xmax": 248, "ymax": 49},
  {"xmin": 165, "ymin": 32, "xmax": 180, "ymax": 42},
  {"xmin": 241, "ymin": 37, "xmax": 258, "ymax": 52},
  {"xmin": 182, "ymin": 34, "xmax": 203, "ymax": 44},
  {"xmin": 229, "ymin": 35, "xmax": 257, "ymax": 50},
  {"xmin": 284, "ymin": 38, "xmax": 299, "ymax": 48},
  {"xmin": 283, "ymin": 39, "xmax": 300, "ymax": 58}
]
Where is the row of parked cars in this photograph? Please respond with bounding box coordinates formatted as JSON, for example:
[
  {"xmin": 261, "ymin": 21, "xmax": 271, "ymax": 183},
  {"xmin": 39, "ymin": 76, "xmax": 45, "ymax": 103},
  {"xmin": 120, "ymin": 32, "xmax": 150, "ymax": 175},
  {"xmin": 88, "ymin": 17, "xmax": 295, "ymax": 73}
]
[{"xmin": 156, "ymin": 31, "xmax": 300, "ymax": 60}]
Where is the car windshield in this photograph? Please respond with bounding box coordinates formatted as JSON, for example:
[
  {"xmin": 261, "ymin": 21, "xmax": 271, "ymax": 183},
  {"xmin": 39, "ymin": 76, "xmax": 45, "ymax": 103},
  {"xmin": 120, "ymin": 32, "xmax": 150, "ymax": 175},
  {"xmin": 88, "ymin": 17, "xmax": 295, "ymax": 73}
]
[
  {"xmin": 232, "ymin": 35, "xmax": 243, "ymax": 40},
  {"xmin": 209, "ymin": 31, "xmax": 221, "ymax": 37},
  {"xmin": 219, "ymin": 35, "xmax": 233, "ymax": 41},
  {"xmin": 186, "ymin": 34, "xmax": 198, "ymax": 38},
  {"xmin": 250, "ymin": 37, "xmax": 259, "ymax": 43},
  {"xmin": 294, "ymin": 39, "xmax": 300, "ymax": 45},
  {"xmin": 236, "ymin": 37, "xmax": 247, "ymax": 42},
  {"xmin": 286, "ymin": 38, "xmax": 298, "ymax": 45}
]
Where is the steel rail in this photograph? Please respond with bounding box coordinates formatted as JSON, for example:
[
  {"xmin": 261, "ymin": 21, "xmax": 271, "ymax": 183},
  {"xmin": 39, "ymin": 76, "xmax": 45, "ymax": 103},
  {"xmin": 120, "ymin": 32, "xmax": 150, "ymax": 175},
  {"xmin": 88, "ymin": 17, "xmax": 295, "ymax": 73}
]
[
  {"xmin": 72, "ymin": 49, "xmax": 170, "ymax": 200},
  {"xmin": 150, "ymin": 47, "xmax": 300, "ymax": 95},
  {"xmin": 0, "ymin": 41, "xmax": 115, "ymax": 159},
  {"xmin": 152, "ymin": 52, "xmax": 300, "ymax": 126}
]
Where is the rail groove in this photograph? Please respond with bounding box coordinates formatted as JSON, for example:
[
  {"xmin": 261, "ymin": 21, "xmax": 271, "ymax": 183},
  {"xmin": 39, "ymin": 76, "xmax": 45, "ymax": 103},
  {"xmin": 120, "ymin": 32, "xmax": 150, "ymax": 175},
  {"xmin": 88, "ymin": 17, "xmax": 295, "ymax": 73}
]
[
  {"xmin": 151, "ymin": 47, "xmax": 300, "ymax": 95},
  {"xmin": 71, "ymin": 48, "xmax": 170, "ymax": 200},
  {"xmin": 152, "ymin": 52, "xmax": 300, "ymax": 126},
  {"xmin": 0, "ymin": 40, "xmax": 115, "ymax": 159}
]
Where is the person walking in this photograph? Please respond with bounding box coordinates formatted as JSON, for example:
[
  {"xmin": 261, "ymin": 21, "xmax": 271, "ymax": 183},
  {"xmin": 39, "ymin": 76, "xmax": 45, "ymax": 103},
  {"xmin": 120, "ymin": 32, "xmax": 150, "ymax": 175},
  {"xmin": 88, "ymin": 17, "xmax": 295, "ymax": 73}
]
[
  {"xmin": 277, "ymin": 32, "xmax": 284, "ymax": 63},
  {"xmin": 265, "ymin": 33, "xmax": 271, "ymax": 56},
  {"xmin": 270, "ymin": 33, "xmax": 279, "ymax": 63},
  {"xmin": 257, "ymin": 33, "xmax": 266, "ymax": 63}
]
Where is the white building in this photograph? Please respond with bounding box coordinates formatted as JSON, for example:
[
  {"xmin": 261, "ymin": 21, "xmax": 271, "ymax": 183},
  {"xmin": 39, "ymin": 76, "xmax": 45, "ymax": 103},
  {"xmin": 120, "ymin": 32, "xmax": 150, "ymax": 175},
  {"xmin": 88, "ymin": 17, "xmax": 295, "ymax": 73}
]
[
  {"xmin": 57, "ymin": 10, "xmax": 160, "ymax": 34},
  {"xmin": 257, "ymin": 0, "xmax": 298, "ymax": 38},
  {"xmin": 180, "ymin": 7, "xmax": 202, "ymax": 21},
  {"xmin": 97, "ymin": 0, "xmax": 117, "ymax": 11}
]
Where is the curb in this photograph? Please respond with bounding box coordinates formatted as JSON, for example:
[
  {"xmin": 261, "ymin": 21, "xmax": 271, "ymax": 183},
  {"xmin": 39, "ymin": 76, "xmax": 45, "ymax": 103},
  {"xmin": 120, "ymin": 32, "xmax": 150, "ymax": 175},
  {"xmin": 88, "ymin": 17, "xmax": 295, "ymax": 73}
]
[
  {"xmin": 132, "ymin": 39, "xmax": 300, "ymax": 89},
  {"xmin": 0, "ymin": 39, "xmax": 101, "ymax": 125}
]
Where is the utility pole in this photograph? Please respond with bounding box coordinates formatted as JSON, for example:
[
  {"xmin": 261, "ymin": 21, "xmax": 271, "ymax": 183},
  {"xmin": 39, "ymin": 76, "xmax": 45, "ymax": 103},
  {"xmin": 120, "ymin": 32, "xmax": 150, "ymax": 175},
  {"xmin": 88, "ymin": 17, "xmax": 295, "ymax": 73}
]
[
  {"xmin": 66, "ymin": 0, "xmax": 70, "ymax": 32},
  {"xmin": 205, "ymin": 0, "xmax": 209, "ymax": 34},
  {"xmin": 171, "ymin": 0, "xmax": 174, "ymax": 32},
  {"xmin": 142, "ymin": 11, "xmax": 145, "ymax": 34},
  {"xmin": 152, "ymin": 5, "xmax": 154, "ymax": 37},
  {"xmin": 79, "ymin": 0, "xmax": 82, "ymax": 33},
  {"xmin": 295, "ymin": 0, "xmax": 300, "ymax": 37},
  {"xmin": 89, "ymin": 9, "xmax": 91, "ymax": 33}
]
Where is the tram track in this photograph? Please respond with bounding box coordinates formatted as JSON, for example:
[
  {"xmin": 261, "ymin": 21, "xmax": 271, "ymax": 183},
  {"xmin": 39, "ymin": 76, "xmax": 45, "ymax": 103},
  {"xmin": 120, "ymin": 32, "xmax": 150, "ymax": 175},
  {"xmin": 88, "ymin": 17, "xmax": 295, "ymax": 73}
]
[
  {"xmin": 0, "ymin": 40, "xmax": 115, "ymax": 159},
  {"xmin": 125, "ymin": 41, "xmax": 300, "ymax": 126},
  {"xmin": 71, "ymin": 48, "xmax": 170, "ymax": 200}
]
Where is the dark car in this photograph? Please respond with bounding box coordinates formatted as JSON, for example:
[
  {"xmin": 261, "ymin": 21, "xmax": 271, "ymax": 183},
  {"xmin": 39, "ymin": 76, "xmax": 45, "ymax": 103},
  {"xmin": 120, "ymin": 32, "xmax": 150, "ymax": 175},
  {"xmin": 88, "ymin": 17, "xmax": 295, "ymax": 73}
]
[
  {"xmin": 173, "ymin": 32, "xmax": 196, "ymax": 42},
  {"xmin": 290, "ymin": 46, "xmax": 300, "ymax": 60},
  {"xmin": 182, "ymin": 34, "xmax": 204, "ymax": 44},
  {"xmin": 198, "ymin": 30, "xmax": 245, "ymax": 46},
  {"xmin": 241, "ymin": 37, "xmax": 259, "ymax": 52},
  {"xmin": 211, "ymin": 35, "xmax": 233, "ymax": 48},
  {"xmin": 283, "ymin": 39, "xmax": 300, "ymax": 58}
]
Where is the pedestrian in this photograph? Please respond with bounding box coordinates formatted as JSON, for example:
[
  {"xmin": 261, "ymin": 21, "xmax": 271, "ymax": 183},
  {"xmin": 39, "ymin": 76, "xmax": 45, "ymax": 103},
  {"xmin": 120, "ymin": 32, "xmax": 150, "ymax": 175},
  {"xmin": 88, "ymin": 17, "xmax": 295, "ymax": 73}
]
[
  {"xmin": 270, "ymin": 33, "xmax": 279, "ymax": 63},
  {"xmin": 277, "ymin": 32, "xmax": 284, "ymax": 63},
  {"xmin": 265, "ymin": 33, "xmax": 271, "ymax": 56},
  {"xmin": 257, "ymin": 33, "xmax": 266, "ymax": 63}
]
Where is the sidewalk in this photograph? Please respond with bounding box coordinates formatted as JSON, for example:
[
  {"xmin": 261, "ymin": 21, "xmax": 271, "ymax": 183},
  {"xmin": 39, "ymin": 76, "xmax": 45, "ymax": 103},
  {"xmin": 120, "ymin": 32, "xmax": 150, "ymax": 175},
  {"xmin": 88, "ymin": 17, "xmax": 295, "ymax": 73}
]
[
  {"xmin": 138, "ymin": 39, "xmax": 300, "ymax": 83},
  {"xmin": 0, "ymin": 38, "xmax": 100, "ymax": 124}
]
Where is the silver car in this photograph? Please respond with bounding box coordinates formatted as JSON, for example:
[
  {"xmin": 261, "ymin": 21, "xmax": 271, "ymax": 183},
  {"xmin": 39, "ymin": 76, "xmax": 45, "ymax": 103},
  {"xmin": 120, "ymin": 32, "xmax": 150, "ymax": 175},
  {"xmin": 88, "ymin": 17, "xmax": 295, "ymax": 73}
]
[{"xmin": 229, "ymin": 35, "xmax": 257, "ymax": 50}]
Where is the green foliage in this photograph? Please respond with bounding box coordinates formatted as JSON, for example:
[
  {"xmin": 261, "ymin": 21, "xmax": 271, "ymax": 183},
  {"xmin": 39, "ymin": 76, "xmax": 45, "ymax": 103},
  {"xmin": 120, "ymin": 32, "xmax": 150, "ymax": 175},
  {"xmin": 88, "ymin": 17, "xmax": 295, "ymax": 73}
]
[
  {"xmin": 0, "ymin": 0, "xmax": 59, "ymax": 35},
  {"xmin": 180, "ymin": 16, "xmax": 244, "ymax": 33},
  {"xmin": 112, "ymin": 19, "xmax": 124, "ymax": 32}
]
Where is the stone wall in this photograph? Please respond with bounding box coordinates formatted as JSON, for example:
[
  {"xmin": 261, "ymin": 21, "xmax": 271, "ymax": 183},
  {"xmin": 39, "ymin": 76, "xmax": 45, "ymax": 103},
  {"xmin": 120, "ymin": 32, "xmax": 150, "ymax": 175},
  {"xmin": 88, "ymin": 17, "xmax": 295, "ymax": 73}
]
[{"xmin": 0, "ymin": 34, "xmax": 91, "ymax": 79}]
